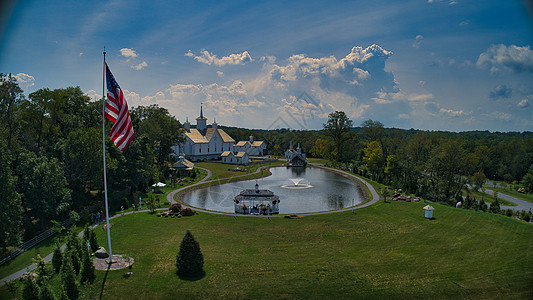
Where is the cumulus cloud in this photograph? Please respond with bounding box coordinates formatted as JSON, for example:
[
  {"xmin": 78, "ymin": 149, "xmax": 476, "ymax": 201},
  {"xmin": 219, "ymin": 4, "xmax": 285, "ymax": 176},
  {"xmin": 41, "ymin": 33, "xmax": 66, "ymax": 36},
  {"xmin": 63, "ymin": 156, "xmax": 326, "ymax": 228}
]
[
  {"xmin": 85, "ymin": 89, "xmax": 100, "ymax": 101},
  {"xmin": 14, "ymin": 73, "xmax": 35, "ymax": 89},
  {"xmin": 489, "ymin": 85, "xmax": 512, "ymax": 100},
  {"xmin": 187, "ymin": 50, "xmax": 253, "ymax": 66},
  {"xmin": 398, "ymin": 113, "xmax": 410, "ymax": 119},
  {"xmin": 477, "ymin": 44, "xmax": 533, "ymax": 73},
  {"xmin": 120, "ymin": 48, "xmax": 138, "ymax": 59},
  {"xmin": 217, "ymin": 71, "xmax": 224, "ymax": 77},
  {"xmin": 131, "ymin": 61, "xmax": 148, "ymax": 70}
]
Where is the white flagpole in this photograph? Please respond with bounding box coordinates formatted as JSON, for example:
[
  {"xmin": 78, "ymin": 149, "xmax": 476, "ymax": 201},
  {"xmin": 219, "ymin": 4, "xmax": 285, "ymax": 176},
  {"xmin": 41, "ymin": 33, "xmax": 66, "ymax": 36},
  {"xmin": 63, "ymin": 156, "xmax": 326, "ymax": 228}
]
[{"xmin": 102, "ymin": 47, "xmax": 114, "ymax": 263}]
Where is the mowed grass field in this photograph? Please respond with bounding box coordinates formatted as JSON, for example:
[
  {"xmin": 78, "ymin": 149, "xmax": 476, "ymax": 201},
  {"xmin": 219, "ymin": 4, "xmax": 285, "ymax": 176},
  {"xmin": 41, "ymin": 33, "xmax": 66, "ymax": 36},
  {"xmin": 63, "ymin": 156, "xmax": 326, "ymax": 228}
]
[{"xmin": 71, "ymin": 201, "xmax": 533, "ymax": 299}]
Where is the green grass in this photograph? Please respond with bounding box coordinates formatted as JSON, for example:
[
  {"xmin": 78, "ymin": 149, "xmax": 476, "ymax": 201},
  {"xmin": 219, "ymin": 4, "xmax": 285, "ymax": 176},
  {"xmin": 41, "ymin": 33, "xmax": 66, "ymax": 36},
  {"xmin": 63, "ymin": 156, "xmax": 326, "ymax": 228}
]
[
  {"xmin": 4, "ymin": 201, "xmax": 531, "ymax": 299},
  {"xmin": 465, "ymin": 190, "xmax": 517, "ymax": 207}
]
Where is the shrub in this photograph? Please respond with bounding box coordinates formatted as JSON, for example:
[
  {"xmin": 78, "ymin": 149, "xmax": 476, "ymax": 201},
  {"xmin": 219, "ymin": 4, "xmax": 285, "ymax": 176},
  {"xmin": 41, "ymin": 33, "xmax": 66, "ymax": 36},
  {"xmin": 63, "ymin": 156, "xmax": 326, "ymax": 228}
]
[
  {"xmin": 39, "ymin": 283, "xmax": 55, "ymax": 300},
  {"xmin": 176, "ymin": 231, "xmax": 204, "ymax": 277},
  {"xmin": 52, "ymin": 245, "xmax": 63, "ymax": 273},
  {"xmin": 489, "ymin": 199, "xmax": 500, "ymax": 214},
  {"xmin": 80, "ymin": 246, "xmax": 95, "ymax": 283},
  {"xmin": 60, "ymin": 254, "xmax": 79, "ymax": 300},
  {"xmin": 505, "ymin": 209, "xmax": 513, "ymax": 217},
  {"xmin": 21, "ymin": 275, "xmax": 40, "ymax": 300},
  {"xmin": 181, "ymin": 208, "xmax": 195, "ymax": 216},
  {"xmin": 169, "ymin": 203, "xmax": 182, "ymax": 214}
]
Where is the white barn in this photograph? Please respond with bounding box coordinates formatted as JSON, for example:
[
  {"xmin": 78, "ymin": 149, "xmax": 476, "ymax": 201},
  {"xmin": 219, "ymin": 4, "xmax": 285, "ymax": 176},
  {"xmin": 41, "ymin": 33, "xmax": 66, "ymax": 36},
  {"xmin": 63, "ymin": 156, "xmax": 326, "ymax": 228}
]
[
  {"xmin": 173, "ymin": 105, "xmax": 236, "ymax": 161},
  {"xmin": 233, "ymin": 135, "xmax": 266, "ymax": 156},
  {"xmin": 221, "ymin": 151, "xmax": 249, "ymax": 165}
]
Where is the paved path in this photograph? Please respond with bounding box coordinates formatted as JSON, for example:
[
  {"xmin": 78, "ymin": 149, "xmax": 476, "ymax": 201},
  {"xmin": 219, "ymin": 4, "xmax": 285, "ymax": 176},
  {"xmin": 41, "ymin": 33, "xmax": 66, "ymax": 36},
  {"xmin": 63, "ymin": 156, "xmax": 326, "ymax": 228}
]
[
  {"xmin": 1, "ymin": 164, "xmax": 380, "ymax": 285},
  {"xmin": 485, "ymin": 188, "xmax": 533, "ymax": 212}
]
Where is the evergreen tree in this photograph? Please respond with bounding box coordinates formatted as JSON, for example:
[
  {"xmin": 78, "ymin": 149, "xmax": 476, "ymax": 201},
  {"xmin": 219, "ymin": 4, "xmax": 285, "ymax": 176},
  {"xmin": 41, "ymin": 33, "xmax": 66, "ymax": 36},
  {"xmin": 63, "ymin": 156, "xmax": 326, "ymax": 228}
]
[
  {"xmin": 60, "ymin": 254, "xmax": 79, "ymax": 300},
  {"xmin": 52, "ymin": 245, "xmax": 63, "ymax": 274},
  {"xmin": 176, "ymin": 230, "xmax": 204, "ymax": 277},
  {"xmin": 479, "ymin": 199, "xmax": 488, "ymax": 212},
  {"xmin": 489, "ymin": 198, "xmax": 501, "ymax": 213},
  {"xmin": 89, "ymin": 228, "xmax": 99, "ymax": 252},
  {"xmin": 80, "ymin": 245, "xmax": 95, "ymax": 283},
  {"xmin": 39, "ymin": 283, "xmax": 56, "ymax": 300},
  {"xmin": 21, "ymin": 275, "xmax": 40, "ymax": 300}
]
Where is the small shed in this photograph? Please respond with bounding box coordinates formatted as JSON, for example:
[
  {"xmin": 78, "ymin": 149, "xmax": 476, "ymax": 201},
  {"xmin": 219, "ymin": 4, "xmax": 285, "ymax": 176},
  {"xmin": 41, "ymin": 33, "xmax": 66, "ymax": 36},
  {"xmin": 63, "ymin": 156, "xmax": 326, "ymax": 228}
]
[{"xmin": 423, "ymin": 205, "xmax": 434, "ymax": 219}]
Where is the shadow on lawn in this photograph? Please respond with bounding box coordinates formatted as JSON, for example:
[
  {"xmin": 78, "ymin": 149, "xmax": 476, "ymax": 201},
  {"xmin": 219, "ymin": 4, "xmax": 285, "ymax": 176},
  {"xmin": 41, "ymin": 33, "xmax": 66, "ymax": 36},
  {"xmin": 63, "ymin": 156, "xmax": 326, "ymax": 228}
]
[
  {"xmin": 99, "ymin": 265, "xmax": 110, "ymax": 300},
  {"xmin": 176, "ymin": 270, "xmax": 206, "ymax": 281}
]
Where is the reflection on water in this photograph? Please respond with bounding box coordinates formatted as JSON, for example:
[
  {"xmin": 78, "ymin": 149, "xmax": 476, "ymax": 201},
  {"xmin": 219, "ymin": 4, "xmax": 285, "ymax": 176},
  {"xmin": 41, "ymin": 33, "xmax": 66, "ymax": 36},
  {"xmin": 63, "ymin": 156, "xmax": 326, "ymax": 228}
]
[{"xmin": 181, "ymin": 167, "xmax": 364, "ymax": 214}]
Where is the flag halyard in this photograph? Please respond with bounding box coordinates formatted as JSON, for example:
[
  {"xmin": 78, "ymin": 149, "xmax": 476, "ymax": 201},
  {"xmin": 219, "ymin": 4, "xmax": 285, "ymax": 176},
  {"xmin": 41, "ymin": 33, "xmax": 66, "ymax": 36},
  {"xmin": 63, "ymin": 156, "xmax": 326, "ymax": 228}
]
[{"xmin": 105, "ymin": 63, "xmax": 134, "ymax": 151}]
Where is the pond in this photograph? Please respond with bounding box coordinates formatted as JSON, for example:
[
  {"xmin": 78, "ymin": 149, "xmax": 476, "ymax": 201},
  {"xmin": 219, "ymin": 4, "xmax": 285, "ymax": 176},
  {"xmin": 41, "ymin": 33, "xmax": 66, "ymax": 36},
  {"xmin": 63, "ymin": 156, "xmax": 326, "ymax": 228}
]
[{"xmin": 180, "ymin": 166, "xmax": 365, "ymax": 214}]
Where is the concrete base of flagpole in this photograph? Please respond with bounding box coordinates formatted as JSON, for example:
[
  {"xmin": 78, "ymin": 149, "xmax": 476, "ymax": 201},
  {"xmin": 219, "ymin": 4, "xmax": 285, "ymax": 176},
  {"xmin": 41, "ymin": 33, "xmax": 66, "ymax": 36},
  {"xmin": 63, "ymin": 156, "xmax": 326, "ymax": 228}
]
[{"xmin": 93, "ymin": 255, "xmax": 134, "ymax": 271}]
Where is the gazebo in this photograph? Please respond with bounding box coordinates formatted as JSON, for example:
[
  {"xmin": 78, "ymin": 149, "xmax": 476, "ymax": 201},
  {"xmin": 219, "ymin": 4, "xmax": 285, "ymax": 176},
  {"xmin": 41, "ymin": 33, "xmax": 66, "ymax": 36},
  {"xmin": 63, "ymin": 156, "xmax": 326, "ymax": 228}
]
[{"xmin": 234, "ymin": 183, "xmax": 280, "ymax": 215}]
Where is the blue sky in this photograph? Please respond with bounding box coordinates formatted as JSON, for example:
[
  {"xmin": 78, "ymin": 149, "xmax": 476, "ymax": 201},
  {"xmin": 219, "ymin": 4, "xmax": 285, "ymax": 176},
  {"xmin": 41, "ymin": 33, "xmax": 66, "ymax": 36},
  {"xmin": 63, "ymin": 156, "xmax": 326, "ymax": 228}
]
[{"xmin": 1, "ymin": 0, "xmax": 533, "ymax": 132}]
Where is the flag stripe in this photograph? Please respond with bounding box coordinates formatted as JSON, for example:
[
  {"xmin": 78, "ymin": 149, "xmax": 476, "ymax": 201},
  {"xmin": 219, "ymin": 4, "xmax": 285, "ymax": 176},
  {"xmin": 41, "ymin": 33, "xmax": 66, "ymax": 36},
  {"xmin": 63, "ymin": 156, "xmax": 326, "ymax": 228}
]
[{"xmin": 105, "ymin": 63, "xmax": 134, "ymax": 151}]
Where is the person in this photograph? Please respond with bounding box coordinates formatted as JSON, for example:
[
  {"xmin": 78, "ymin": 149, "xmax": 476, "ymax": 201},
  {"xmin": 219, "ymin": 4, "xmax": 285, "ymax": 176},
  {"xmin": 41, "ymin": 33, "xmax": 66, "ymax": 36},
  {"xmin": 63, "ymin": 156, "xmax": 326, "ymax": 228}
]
[
  {"xmin": 97, "ymin": 211, "xmax": 101, "ymax": 223},
  {"xmin": 132, "ymin": 203, "xmax": 136, "ymax": 212},
  {"xmin": 92, "ymin": 213, "xmax": 97, "ymax": 224},
  {"xmin": 100, "ymin": 211, "xmax": 104, "ymax": 221},
  {"xmin": 121, "ymin": 206, "xmax": 124, "ymax": 215}
]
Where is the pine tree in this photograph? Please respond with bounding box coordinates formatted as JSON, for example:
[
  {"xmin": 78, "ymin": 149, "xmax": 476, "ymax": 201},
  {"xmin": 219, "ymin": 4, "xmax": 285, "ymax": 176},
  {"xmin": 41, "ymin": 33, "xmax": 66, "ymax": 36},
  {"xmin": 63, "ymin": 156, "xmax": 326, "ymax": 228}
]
[
  {"xmin": 39, "ymin": 283, "xmax": 56, "ymax": 300},
  {"xmin": 60, "ymin": 253, "xmax": 79, "ymax": 299},
  {"xmin": 80, "ymin": 245, "xmax": 95, "ymax": 283},
  {"xmin": 52, "ymin": 245, "xmax": 63, "ymax": 274},
  {"xmin": 89, "ymin": 228, "xmax": 99, "ymax": 252},
  {"xmin": 490, "ymin": 198, "xmax": 500, "ymax": 213},
  {"xmin": 176, "ymin": 230, "xmax": 204, "ymax": 277},
  {"xmin": 21, "ymin": 275, "xmax": 40, "ymax": 300}
]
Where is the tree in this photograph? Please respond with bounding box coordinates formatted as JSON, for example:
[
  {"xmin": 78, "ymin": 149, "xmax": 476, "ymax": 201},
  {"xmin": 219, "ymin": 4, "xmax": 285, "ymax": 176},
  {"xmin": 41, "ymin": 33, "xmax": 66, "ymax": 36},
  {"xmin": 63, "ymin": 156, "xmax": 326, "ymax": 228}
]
[
  {"xmin": 39, "ymin": 283, "xmax": 56, "ymax": 300},
  {"xmin": 15, "ymin": 152, "xmax": 72, "ymax": 229},
  {"xmin": 176, "ymin": 230, "xmax": 204, "ymax": 277},
  {"xmin": 0, "ymin": 140, "xmax": 23, "ymax": 252},
  {"xmin": 361, "ymin": 119, "xmax": 384, "ymax": 144},
  {"xmin": 470, "ymin": 171, "xmax": 486, "ymax": 193},
  {"xmin": 60, "ymin": 253, "xmax": 79, "ymax": 299},
  {"xmin": 21, "ymin": 275, "xmax": 40, "ymax": 300},
  {"xmin": 0, "ymin": 73, "xmax": 24, "ymax": 149},
  {"xmin": 362, "ymin": 141, "xmax": 383, "ymax": 180},
  {"xmin": 323, "ymin": 111, "xmax": 353, "ymax": 162},
  {"xmin": 80, "ymin": 244, "xmax": 95, "ymax": 283},
  {"xmin": 52, "ymin": 245, "xmax": 63, "ymax": 274},
  {"xmin": 490, "ymin": 198, "xmax": 501, "ymax": 214},
  {"xmin": 521, "ymin": 164, "xmax": 533, "ymax": 193}
]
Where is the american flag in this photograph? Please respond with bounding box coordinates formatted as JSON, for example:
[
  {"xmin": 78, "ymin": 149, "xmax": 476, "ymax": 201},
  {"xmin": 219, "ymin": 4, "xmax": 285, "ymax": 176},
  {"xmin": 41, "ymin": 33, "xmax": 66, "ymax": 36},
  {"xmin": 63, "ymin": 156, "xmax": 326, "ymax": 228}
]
[{"xmin": 105, "ymin": 63, "xmax": 134, "ymax": 151}]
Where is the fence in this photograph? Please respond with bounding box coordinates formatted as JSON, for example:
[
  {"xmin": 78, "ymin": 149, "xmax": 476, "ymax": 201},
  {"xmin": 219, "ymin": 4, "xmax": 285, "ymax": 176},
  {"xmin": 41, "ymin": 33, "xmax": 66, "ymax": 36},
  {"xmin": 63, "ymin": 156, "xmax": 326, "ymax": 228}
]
[{"xmin": 0, "ymin": 202, "xmax": 103, "ymax": 266}]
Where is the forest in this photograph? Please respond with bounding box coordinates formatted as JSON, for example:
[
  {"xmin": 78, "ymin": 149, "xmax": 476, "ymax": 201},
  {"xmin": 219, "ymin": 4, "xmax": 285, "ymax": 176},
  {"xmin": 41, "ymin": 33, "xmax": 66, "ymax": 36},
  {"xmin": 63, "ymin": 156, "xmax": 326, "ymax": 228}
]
[{"xmin": 1, "ymin": 73, "xmax": 533, "ymax": 254}]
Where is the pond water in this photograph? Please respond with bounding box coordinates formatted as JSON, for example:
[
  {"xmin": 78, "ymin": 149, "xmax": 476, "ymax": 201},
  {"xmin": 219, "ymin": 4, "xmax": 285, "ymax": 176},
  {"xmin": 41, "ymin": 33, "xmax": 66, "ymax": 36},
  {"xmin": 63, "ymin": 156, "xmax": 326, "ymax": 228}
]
[{"xmin": 180, "ymin": 167, "xmax": 365, "ymax": 214}]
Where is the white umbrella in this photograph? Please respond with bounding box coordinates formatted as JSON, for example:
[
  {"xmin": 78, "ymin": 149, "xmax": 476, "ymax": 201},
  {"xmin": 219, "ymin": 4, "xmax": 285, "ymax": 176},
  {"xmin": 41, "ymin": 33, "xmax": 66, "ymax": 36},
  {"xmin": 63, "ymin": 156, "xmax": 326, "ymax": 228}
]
[{"xmin": 152, "ymin": 182, "xmax": 167, "ymax": 187}]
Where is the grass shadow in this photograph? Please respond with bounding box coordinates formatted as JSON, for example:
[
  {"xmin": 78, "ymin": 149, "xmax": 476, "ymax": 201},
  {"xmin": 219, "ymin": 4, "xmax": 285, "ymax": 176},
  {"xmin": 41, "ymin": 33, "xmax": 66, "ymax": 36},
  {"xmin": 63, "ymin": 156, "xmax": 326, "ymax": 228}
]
[
  {"xmin": 99, "ymin": 264, "xmax": 111, "ymax": 300},
  {"xmin": 176, "ymin": 270, "xmax": 206, "ymax": 281}
]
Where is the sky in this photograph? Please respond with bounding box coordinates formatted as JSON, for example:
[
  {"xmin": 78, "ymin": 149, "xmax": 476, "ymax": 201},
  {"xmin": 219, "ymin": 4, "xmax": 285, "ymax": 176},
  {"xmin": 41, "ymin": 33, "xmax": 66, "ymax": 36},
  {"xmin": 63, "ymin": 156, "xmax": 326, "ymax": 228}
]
[{"xmin": 1, "ymin": 0, "xmax": 533, "ymax": 132}]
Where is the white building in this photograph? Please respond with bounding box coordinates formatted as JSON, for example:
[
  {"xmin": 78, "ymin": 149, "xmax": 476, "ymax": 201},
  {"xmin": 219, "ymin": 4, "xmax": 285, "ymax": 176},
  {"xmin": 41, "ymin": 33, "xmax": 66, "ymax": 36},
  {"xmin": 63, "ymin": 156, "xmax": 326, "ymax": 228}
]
[
  {"xmin": 233, "ymin": 135, "xmax": 266, "ymax": 156},
  {"xmin": 221, "ymin": 151, "xmax": 249, "ymax": 165},
  {"xmin": 285, "ymin": 141, "xmax": 307, "ymax": 167},
  {"xmin": 173, "ymin": 105, "xmax": 236, "ymax": 161}
]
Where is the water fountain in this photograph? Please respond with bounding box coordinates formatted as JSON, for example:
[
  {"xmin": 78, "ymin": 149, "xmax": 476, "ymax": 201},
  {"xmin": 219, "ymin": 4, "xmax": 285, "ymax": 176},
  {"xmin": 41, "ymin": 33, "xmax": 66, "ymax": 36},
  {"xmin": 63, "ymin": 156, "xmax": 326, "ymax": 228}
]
[{"xmin": 280, "ymin": 177, "xmax": 313, "ymax": 189}]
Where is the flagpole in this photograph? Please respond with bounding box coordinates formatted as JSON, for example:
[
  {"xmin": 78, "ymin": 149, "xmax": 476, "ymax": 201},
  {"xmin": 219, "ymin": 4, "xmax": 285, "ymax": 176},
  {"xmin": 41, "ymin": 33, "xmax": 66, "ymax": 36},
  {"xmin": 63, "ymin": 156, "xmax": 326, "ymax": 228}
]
[{"xmin": 102, "ymin": 46, "xmax": 114, "ymax": 264}]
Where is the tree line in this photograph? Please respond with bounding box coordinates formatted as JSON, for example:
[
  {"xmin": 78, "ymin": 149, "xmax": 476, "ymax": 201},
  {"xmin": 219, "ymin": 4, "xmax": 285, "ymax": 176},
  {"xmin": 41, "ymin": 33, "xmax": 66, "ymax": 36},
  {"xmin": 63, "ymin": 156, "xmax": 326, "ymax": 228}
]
[
  {"xmin": 225, "ymin": 111, "xmax": 533, "ymax": 204},
  {"xmin": 0, "ymin": 74, "xmax": 183, "ymax": 253}
]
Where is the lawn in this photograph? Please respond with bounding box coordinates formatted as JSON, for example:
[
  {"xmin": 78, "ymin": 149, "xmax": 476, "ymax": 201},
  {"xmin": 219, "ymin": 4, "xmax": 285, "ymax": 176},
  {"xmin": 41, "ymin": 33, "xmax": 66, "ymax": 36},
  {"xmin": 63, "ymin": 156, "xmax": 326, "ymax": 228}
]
[
  {"xmin": 4, "ymin": 200, "xmax": 531, "ymax": 299},
  {"xmin": 490, "ymin": 187, "xmax": 533, "ymax": 204}
]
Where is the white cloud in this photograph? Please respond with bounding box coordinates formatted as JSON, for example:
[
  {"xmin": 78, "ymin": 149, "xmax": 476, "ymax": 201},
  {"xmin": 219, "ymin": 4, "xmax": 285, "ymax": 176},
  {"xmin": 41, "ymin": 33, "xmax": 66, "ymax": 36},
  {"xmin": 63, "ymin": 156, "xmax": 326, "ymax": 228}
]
[
  {"xmin": 79, "ymin": 52, "xmax": 84, "ymax": 56},
  {"xmin": 188, "ymin": 50, "xmax": 253, "ymax": 66},
  {"xmin": 439, "ymin": 107, "xmax": 465, "ymax": 117},
  {"xmin": 459, "ymin": 21, "xmax": 469, "ymax": 26},
  {"xmin": 86, "ymin": 89, "xmax": 100, "ymax": 102},
  {"xmin": 120, "ymin": 48, "xmax": 138, "ymax": 59},
  {"xmin": 217, "ymin": 71, "xmax": 224, "ymax": 77},
  {"xmin": 418, "ymin": 80, "xmax": 427, "ymax": 87},
  {"xmin": 412, "ymin": 35, "xmax": 423, "ymax": 49},
  {"xmin": 477, "ymin": 44, "xmax": 533, "ymax": 73},
  {"xmin": 398, "ymin": 113, "xmax": 410, "ymax": 119},
  {"xmin": 408, "ymin": 93, "xmax": 433, "ymax": 101},
  {"xmin": 14, "ymin": 73, "xmax": 35, "ymax": 90},
  {"xmin": 131, "ymin": 61, "xmax": 148, "ymax": 70},
  {"xmin": 518, "ymin": 97, "xmax": 531, "ymax": 109}
]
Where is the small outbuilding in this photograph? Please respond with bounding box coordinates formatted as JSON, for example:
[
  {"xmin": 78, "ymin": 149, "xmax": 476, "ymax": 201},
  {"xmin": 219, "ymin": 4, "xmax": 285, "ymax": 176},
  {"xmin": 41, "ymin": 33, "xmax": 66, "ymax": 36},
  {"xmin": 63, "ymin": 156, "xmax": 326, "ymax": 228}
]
[{"xmin": 423, "ymin": 205, "xmax": 434, "ymax": 219}]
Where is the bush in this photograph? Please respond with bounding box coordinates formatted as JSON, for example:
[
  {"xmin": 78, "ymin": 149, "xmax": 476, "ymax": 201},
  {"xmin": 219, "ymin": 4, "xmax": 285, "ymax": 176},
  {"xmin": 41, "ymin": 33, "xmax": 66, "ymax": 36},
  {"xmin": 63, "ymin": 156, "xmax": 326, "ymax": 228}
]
[
  {"xmin": 21, "ymin": 275, "xmax": 40, "ymax": 300},
  {"xmin": 489, "ymin": 199, "xmax": 500, "ymax": 214},
  {"xmin": 505, "ymin": 209, "xmax": 513, "ymax": 217},
  {"xmin": 169, "ymin": 203, "xmax": 182, "ymax": 214},
  {"xmin": 60, "ymin": 254, "xmax": 79, "ymax": 300},
  {"xmin": 176, "ymin": 231, "xmax": 204, "ymax": 277},
  {"xmin": 80, "ymin": 246, "xmax": 95, "ymax": 283},
  {"xmin": 181, "ymin": 208, "xmax": 195, "ymax": 216},
  {"xmin": 39, "ymin": 283, "xmax": 55, "ymax": 300}
]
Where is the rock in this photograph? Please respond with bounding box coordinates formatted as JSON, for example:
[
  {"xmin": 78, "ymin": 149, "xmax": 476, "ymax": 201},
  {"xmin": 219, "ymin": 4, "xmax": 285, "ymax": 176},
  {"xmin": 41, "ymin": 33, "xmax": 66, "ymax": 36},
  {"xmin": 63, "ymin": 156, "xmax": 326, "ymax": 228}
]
[{"xmin": 95, "ymin": 247, "xmax": 109, "ymax": 258}]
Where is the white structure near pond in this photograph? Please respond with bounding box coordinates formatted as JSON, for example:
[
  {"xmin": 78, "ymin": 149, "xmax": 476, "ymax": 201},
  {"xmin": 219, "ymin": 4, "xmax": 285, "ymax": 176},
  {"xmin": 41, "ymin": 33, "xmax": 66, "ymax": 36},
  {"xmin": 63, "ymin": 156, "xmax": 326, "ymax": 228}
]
[
  {"xmin": 221, "ymin": 151, "xmax": 249, "ymax": 165},
  {"xmin": 423, "ymin": 205, "xmax": 434, "ymax": 219}
]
